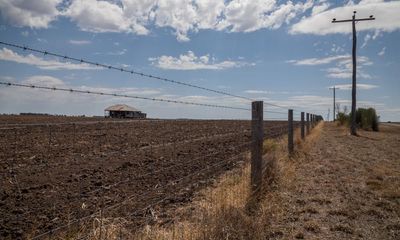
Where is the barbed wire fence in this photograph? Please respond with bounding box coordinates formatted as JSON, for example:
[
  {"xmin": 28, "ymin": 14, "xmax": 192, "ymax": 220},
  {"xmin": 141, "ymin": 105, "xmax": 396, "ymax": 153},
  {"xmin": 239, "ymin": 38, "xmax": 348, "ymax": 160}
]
[{"xmin": 0, "ymin": 41, "xmax": 322, "ymax": 239}]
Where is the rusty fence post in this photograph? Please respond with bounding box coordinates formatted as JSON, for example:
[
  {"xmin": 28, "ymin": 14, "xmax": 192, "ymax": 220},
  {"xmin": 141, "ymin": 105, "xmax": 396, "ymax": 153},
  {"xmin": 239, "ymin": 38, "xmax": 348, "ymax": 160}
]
[
  {"xmin": 288, "ymin": 109, "xmax": 294, "ymax": 155},
  {"xmin": 301, "ymin": 112, "xmax": 305, "ymax": 140},
  {"xmin": 251, "ymin": 101, "xmax": 263, "ymax": 192},
  {"xmin": 306, "ymin": 113, "xmax": 310, "ymax": 135}
]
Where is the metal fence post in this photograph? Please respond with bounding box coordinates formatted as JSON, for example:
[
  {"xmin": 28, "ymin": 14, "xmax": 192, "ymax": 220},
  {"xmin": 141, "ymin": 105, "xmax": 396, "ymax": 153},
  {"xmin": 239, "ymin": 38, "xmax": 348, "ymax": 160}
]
[
  {"xmin": 301, "ymin": 112, "xmax": 305, "ymax": 140},
  {"xmin": 251, "ymin": 101, "xmax": 263, "ymax": 192},
  {"xmin": 306, "ymin": 113, "xmax": 310, "ymax": 135},
  {"xmin": 288, "ymin": 109, "xmax": 294, "ymax": 155}
]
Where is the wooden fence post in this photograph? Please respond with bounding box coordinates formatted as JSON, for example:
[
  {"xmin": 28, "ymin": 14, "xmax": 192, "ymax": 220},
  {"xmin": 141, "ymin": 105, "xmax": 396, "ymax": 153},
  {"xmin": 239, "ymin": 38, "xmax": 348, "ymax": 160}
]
[
  {"xmin": 288, "ymin": 109, "xmax": 294, "ymax": 155},
  {"xmin": 311, "ymin": 114, "xmax": 314, "ymax": 128},
  {"xmin": 251, "ymin": 101, "xmax": 263, "ymax": 192},
  {"xmin": 300, "ymin": 112, "xmax": 305, "ymax": 141},
  {"xmin": 306, "ymin": 113, "xmax": 310, "ymax": 135},
  {"xmin": 313, "ymin": 114, "xmax": 315, "ymax": 127},
  {"xmin": 301, "ymin": 112, "xmax": 305, "ymax": 140}
]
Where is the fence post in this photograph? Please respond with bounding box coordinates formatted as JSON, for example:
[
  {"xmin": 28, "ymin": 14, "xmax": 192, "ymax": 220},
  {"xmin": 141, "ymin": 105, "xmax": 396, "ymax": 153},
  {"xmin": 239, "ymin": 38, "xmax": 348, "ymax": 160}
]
[
  {"xmin": 288, "ymin": 109, "xmax": 294, "ymax": 155},
  {"xmin": 313, "ymin": 114, "xmax": 315, "ymax": 128},
  {"xmin": 311, "ymin": 114, "xmax": 313, "ymax": 128},
  {"xmin": 251, "ymin": 101, "xmax": 263, "ymax": 192},
  {"xmin": 313, "ymin": 114, "xmax": 315, "ymax": 127},
  {"xmin": 306, "ymin": 113, "xmax": 310, "ymax": 134},
  {"xmin": 301, "ymin": 112, "xmax": 305, "ymax": 140}
]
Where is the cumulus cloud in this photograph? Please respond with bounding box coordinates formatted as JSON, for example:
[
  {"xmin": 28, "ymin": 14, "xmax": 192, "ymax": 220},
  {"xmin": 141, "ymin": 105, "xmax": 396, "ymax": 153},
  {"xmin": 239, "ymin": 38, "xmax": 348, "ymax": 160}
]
[
  {"xmin": 0, "ymin": 0, "xmax": 315, "ymax": 41},
  {"xmin": 290, "ymin": 0, "xmax": 400, "ymax": 35},
  {"xmin": 0, "ymin": 0, "xmax": 62, "ymax": 28},
  {"xmin": 0, "ymin": 47, "xmax": 100, "ymax": 70},
  {"xmin": 149, "ymin": 51, "xmax": 254, "ymax": 70},
  {"xmin": 64, "ymin": 0, "xmax": 151, "ymax": 35},
  {"xmin": 287, "ymin": 54, "xmax": 373, "ymax": 79}
]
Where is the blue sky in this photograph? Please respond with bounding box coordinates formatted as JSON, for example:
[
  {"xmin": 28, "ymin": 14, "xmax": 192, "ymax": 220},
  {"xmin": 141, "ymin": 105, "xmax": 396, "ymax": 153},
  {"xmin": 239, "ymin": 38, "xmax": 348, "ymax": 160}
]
[{"xmin": 0, "ymin": 0, "xmax": 399, "ymax": 121}]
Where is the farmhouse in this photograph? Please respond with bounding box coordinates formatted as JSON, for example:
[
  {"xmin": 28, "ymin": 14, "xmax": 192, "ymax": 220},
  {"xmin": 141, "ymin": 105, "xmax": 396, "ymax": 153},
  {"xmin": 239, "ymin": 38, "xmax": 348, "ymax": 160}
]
[{"xmin": 104, "ymin": 104, "xmax": 146, "ymax": 119}]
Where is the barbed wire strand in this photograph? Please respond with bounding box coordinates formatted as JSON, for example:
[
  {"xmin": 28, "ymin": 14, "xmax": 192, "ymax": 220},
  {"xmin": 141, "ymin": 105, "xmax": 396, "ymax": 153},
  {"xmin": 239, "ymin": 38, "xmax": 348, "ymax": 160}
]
[
  {"xmin": 78, "ymin": 150, "xmax": 248, "ymax": 240},
  {"xmin": 31, "ymin": 142, "xmax": 250, "ymax": 239},
  {"xmin": 0, "ymin": 82, "xmax": 249, "ymax": 111},
  {"xmin": 0, "ymin": 41, "xmax": 312, "ymax": 112},
  {"xmin": 0, "ymin": 41, "xmax": 254, "ymax": 102}
]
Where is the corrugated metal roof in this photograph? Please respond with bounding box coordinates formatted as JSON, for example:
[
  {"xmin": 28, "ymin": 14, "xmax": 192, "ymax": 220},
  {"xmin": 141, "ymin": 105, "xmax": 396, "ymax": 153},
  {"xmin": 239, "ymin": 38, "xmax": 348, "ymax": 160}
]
[{"xmin": 105, "ymin": 104, "xmax": 141, "ymax": 112}]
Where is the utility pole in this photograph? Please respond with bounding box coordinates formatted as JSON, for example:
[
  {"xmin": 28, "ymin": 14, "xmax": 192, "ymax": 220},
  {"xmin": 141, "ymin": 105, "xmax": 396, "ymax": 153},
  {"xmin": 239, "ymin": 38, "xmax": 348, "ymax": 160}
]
[
  {"xmin": 329, "ymin": 86, "xmax": 338, "ymax": 121},
  {"xmin": 332, "ymin": 11, "xmax": 375, "ymax": 135}
]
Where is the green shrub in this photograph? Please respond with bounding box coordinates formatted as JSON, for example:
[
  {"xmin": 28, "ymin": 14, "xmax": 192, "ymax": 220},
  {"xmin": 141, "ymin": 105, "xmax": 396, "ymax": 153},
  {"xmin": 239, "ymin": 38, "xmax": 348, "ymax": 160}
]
[
  {"xmin": 357, "ymin": 108, "xmax": 379, "ymax": 131},
  {"xmin": 336, "ymin": 112, "xmax": 349, "ymax": 126},
  {"xmin": 336, "ymin": 107, "xmax": 379, "ymax": 131}
]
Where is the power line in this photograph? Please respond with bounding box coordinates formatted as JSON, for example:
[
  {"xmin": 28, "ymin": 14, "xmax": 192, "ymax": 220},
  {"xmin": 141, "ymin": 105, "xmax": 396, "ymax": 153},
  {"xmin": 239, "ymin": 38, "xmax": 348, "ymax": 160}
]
[
  {"xmin": 0, "ymin": 82, "xmax": 250, "ymax": 111},
  {"xmin": 0, "ymin": 41, "xmax": 253, "ymax": 101}
]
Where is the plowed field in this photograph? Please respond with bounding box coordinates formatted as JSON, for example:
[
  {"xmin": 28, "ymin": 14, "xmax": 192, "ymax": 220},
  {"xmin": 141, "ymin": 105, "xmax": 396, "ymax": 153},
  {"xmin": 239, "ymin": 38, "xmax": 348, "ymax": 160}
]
[{"xmin": 0, "ymin": 115, "xmax": 291, "ymax": 239}]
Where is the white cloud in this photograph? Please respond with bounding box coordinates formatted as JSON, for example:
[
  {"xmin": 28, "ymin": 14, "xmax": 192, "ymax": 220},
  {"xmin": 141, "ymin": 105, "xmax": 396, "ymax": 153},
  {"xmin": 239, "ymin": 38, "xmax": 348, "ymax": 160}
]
[
  {"xmin": 245, "ymin": 90, "xmax": 275, "ymax": 94},
  {"xmin": 65, "ymin": 0, "xmax": 150, "ymax": 35},
  {"xmin": 287, "ymin": 55, "xmax": 349, "ymax": 65},
  {"xmin": 21, "ymin": 30, "xmax": 29, "ymax": 37},
  {"xmin": 328, "ymin": 83, "xmax": 378, "ymax": 90},
  {"xmin": 69, "ymin": 39, "xmax": 91, "ymax": 45},
  {"xmin": 311, "ymin": 1, "xmax": 330, "ymax": 16},
  {"xmin": 331, "ymin": 43, "xmax": 344, "ymax": 53},
  {"xmin": 22, "ymin": 75, "xmax": 65, "ymax": 86},
  {"xmin": 378, "ymin": 47, "xmax": 386, "ymax": 56},
  {"xmin": 290, "ymin": 1, "xmax": 400, "ymax": 35},
  {"xmin": 37, "ymin": 38, "xmax": 48, "ymax": 43},
  {"xmin": 0, "ymin": 0, "xmax": 316, "ymax": 42},
  {"xmin": 0, "ymin": 47, "xmax": 100, "ymax": 70},
  {"xmin": 288, "ymin": 54, "xmax": 373, "ymax": 79},
  {"xmin": 244, "ymin": 90, "xmax": 301, "ymax": 95},
  {"xmin": 149, "ymin": 51, "xmax": 254, "ymax": 70},
  {"xmin": 361, "ymin": 33, "xmax": 371, "ymax": 48},
  {"xmin": 0, "ymin": 0, "xmax": 62, "ymax": 28}
]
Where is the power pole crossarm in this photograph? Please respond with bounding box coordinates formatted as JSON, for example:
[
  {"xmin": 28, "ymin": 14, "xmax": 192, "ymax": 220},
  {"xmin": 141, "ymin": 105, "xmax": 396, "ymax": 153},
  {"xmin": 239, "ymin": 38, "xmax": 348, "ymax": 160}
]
[{"xmin": 331, "ymin": 11, "xmax": 375, "ymax": 135}]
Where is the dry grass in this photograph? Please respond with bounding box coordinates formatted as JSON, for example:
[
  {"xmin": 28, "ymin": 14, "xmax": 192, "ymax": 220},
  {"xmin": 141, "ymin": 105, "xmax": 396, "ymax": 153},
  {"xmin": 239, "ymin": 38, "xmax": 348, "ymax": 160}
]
[{"xmin": 86, "ymin": 123, "xmax": 324, "ymax": 240}]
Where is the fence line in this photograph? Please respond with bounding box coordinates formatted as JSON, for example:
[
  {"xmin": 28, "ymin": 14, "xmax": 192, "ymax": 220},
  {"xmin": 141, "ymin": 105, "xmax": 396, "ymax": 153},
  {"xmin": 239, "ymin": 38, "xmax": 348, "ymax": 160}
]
[
  {"xmin": 0, "ymin": 41, "xmax": 325, "ymax": 240},
  {"xmin": 251, "ymin": 105, "xmax": 323, "ymax": 192}
]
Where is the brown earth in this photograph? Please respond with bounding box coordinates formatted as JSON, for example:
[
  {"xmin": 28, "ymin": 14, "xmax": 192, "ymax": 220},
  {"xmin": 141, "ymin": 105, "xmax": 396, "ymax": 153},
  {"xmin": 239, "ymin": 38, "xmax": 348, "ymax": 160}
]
[
  {"xmin": 0, "ymin": 115, "xmax": 295, "ymax": 239},
  {"xmin": 268, "ymin": 123, "xmax": 400, "ymax": 239}
]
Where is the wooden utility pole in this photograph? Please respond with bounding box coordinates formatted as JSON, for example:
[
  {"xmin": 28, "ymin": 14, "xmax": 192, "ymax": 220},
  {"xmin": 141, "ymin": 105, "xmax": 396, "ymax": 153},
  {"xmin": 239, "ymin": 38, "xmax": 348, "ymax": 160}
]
[{"xmin": 332, "ymin": 11, "xmax": 375, "ymax": 135}]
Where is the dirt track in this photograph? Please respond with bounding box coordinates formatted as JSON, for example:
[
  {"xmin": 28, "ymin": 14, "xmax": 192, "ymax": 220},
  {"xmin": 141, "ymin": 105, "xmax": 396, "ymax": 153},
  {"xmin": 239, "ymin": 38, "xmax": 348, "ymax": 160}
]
[{"xmin": 269, "ymin": 123, "xmax": 400, "ymax": 239}]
